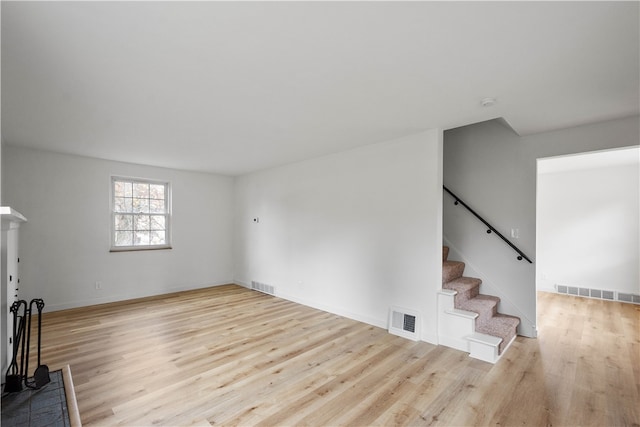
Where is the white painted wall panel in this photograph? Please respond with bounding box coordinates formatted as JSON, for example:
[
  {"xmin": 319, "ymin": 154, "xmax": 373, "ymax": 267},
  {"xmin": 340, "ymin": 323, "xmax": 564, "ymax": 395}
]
[
  {"xmin": 233, "ymin": 130, "xmax": 443, "ymax": 343},
  {"xmin": 537, "ymin": 150, "xmax": 639, "ymax": 294},
  {"xmin": 1, "ymin": 146, "xmax": 235, "ymax": 311}
]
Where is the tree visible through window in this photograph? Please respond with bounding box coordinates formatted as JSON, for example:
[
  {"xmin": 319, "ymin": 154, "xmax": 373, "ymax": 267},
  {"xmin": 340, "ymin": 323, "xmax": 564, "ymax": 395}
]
[{"xmin": 111, "ymin": 177, "xmax": 171, "ymax": 250}]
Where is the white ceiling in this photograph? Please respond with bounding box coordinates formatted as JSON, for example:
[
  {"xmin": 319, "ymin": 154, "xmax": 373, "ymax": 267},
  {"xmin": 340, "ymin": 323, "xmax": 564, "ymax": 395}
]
[{"xmin": 2, "ymin": 1, "xmax": 638, "ymax": 175}]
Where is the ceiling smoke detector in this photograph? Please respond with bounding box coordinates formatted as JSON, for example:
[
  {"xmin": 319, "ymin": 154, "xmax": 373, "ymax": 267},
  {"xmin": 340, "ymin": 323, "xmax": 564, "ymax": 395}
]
[{"xmin": 481, "ymin": 97, "xmax": 497, "ymax": 107}]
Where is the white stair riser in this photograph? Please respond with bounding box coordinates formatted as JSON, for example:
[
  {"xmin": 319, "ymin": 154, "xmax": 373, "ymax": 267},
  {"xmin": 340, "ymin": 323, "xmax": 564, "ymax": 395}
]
[
  {"xmin": 441, "ymin": 246, "xmax": 520, "ymax": 364},
  {"xmin": 468, "ymin": 340, "xmax": 500, "ymax": 363},
  {"xmin": 438, "ymin": 291, "xmax": 476, "ymax": 353},
  {"xmin": 467, "ymin": 333, "xmax": 517, "ymax": 364},
  {"xmin": 438, "ymin": 290, "xmax": 509, "ymax": 364}
]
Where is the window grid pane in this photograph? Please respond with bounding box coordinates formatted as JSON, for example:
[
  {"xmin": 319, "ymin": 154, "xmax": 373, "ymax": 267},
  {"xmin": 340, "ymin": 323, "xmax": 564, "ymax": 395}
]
[
  {"xmin": 133, "ymin": 183, "xmax": 150, "ymax": 199},
  {"xmin": 115, "ymin": 231, "xmax": 134, "ymax": 247},
  {"xmin": 149, "ymin": 184, "xmax": 165, "ymax": 200},
  {"xmin": 112, "ymin": 178, "xmax": 169, "ymax": 249}
]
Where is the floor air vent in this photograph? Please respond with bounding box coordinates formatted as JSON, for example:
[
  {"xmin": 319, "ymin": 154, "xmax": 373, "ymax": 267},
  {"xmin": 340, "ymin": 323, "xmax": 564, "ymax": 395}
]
[
  {"xmin": 388, "ymin": 306, "xmax": 420, "ymax": 341},
  {"xmin": 251, "ymin": 281, "xmax": 275, "ymax": 295},
  {"xmin": 618, "ymin": 293, "xmax": 640, "ymax": 304},
  {"xmin": 556, "ymin": 285, "xmax": 638, "ymax": 304}
]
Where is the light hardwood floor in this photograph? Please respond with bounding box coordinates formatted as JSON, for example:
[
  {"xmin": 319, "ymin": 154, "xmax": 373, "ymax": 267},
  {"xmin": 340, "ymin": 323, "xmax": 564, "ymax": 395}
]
[{"xmin": 31, "ymin": 285, "xmax": 639, "ymax": 426}]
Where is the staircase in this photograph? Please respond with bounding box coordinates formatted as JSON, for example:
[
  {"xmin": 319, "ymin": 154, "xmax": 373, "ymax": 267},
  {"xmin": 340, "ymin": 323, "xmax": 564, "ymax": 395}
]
[{"xmin": 439, "ymin": 246, "xmax": 519, "ymax": 363}]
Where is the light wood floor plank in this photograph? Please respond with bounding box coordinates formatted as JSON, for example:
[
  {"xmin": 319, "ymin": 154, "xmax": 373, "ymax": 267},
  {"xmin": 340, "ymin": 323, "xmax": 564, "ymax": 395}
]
[{"xmin": 23, "ymin": 285, "xmax": 639, "ymax": 426}]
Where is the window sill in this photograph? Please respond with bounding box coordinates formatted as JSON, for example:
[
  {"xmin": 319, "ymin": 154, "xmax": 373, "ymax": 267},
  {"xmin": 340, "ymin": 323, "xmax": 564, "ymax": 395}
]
[{"xmin": 110, "ymin": 245, "xmax": 172, "ymax": 253}]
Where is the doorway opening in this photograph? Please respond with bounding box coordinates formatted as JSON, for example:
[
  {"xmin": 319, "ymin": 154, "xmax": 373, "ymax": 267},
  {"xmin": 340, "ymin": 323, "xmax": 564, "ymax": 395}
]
[{"xmin": 535, "ymin": 146, "xmax": 640, "ymax": 306}]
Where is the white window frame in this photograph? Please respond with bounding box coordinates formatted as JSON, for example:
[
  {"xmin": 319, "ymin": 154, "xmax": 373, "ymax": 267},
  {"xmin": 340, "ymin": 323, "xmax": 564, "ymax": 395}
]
[{"xmin": 110, "ymin": 176, "xmax": 172, "ymax": 252}]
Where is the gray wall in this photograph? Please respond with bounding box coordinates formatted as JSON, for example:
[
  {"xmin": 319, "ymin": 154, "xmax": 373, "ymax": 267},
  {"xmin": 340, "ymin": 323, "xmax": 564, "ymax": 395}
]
[
  {"xmin": 2, "ymin": 146, "xmax": 235, "ymax": 311},
  {"xmin": 443, "ymin": 115, "xmax": 639, "ymax": 337}
]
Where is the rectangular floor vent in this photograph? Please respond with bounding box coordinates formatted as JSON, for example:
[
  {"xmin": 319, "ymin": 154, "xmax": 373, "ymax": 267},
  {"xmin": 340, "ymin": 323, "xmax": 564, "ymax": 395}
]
[
  {"xmin": 618, "ymin": 293, "xmax": 640, "ymax": 304},
  {"xmin": 251, "ymin": 281, "xmax": 275, "ymax": 295},
  {"xmin": 555, "ymin": 285, "xmax": 638, "ymax": 305},
  {"xmin": 388, "ymin": 306, "xmax": 420, "ymax": 341}
]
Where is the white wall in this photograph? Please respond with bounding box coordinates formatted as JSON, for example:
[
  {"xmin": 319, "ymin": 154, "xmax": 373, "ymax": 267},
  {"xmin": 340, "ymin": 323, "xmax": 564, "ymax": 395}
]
[
  {"xmin": 234, "ymin": 130, "xmax": 443, "ymax": 344},
  {"xmin": 443, "ymin": 115, "xmax": 639, "ymax": 337},
  {"xmin": 1, "ymin": 1, "xmax": 4, "ymax": 340},
  {"xmin": 1, "ymin": 145, "xmax": 235, "ymax": 311},
  {"xmin": 537, "ymin": 148, "xmax": 639, "ymax": 294},
  {"xmin": 1, "ymin": 1, "xmax": 3, "ymax": 205}
]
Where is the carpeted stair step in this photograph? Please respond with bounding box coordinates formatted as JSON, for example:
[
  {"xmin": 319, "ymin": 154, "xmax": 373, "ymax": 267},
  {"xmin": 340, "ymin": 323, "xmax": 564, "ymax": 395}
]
[
  {"xmin": 440, "ymin": 245, "xmax": 521, "ymax": 358},
  {"xmin": 442, "ymin": 261, "xmax": 465, "ymax": 285},
  {"xmin": 459, "ymin": 294, "xmax": 500, "ymax": 325},
  {"xmin": 476, "ymin": 314, "xmax": 520, "ymax": 354},
  {"xmin": 442, "ymin": 277, "xmax": 482, "ymax": 303}
]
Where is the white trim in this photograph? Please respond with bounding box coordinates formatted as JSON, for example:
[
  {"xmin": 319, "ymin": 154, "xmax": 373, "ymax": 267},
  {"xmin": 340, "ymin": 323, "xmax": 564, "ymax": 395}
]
[
  {"xmin": 43, "ymin": 281, "xmax": 233, "ymax": 312},
  {"xmin": 235, "ymin": 280, "xmax": 387, "ymax": 330},
  {"xmin": 109, "ymin": 244, "xmax": 172, "ymax": 252},
  {"xmin": 445, "ymin": 308, "xmax": 478, "ymax": 319}
]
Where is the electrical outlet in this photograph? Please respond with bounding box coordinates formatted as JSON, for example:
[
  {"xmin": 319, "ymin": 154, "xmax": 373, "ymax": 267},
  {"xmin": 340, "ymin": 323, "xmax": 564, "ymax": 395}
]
[{"xmin": 95, "ymin": 281, "xmax": 102, "ymax": 290}]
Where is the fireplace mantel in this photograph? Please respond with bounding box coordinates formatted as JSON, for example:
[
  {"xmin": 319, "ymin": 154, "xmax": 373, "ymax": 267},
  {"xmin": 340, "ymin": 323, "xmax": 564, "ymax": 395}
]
[{"xmin": 1, "ymin": 206, "xmax": 27, "ymax": 227}]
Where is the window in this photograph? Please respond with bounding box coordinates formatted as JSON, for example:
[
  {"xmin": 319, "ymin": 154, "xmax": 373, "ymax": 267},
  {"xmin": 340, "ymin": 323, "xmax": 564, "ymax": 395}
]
[{"xmin": 111, "ymin": 177, "xmax": 171, "ymax": 251}]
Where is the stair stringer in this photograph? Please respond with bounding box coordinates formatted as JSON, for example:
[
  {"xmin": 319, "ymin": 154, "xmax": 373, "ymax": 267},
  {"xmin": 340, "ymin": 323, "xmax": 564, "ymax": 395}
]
[
  {"xmin": 437, "ymin": 289, "xmax": 477, "ymax": 352},
  {"xmin": 443, "ymin": 237, "xmax": 537, "ymax": 338}
]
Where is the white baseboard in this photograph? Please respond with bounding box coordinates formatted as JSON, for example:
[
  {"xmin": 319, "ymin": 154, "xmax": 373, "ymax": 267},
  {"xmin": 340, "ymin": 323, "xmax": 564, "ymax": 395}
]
[
  {"xmin": 236, "ymin": 280, "xmax": 442, "ymax": 345},
  {"xmin": 44, "ymin": 280, "xmax": 234, "ymax": 312},
  {"xmin": 439, "ymin": 335, "xmax": 469, "ymax": 352}
]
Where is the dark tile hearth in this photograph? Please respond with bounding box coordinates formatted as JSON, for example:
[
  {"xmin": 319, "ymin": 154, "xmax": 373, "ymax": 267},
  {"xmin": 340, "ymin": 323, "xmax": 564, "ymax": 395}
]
[{"xmin": 1, "ymin": 370, "xmax": 70, "ymax": 427}]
